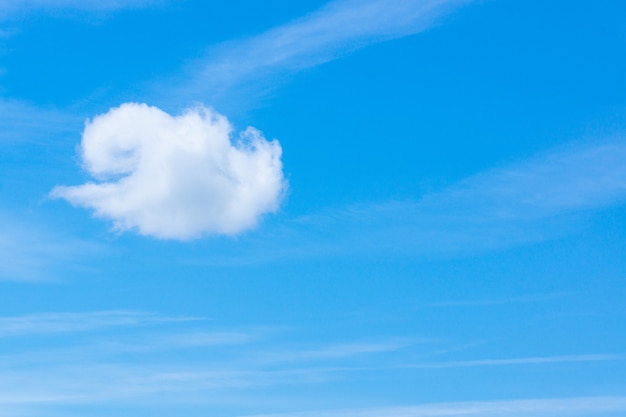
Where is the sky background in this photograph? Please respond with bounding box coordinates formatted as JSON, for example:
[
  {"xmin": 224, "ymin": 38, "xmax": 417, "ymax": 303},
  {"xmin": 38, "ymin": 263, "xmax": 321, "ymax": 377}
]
[{"xmin": 1, "ymin": 0, "xmax": 626, "ymax": 416}]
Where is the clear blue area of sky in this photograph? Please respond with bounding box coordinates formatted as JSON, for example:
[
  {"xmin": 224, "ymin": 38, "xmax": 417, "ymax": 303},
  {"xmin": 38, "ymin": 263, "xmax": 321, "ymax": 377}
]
[{"xmin": 0, "ymin": 1, "xmax": 625, "ymax": 416}]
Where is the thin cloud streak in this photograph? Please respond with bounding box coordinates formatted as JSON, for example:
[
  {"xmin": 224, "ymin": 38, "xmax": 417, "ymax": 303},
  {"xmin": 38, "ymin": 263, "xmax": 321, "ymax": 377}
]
[
  {"xmin": 0, "ymin": 99, "xmax": 81, "ymax": 144},
  {"xmin": 296, "ymin": 353, "xmax": 625, "ymax": 376},
  {"xmin": 0, "ymin": 102, "xmax": 99, "ymax": 282},
  {"xmin": 400, "ymin": 353, "xmax": 625, "ymax": 369},
  {"xmin": 0, "ymin": 311, "xmax": 203, "ymax": 337},
  {"xmin": 0, "ymin": 365, "xmax": 347, "ymax": 408},
  {"xmin": 248, "ymin": 341, "xmax": 410, "ymax": 366},
  {"xmin": 209, "ymin": 140, "xmax": 626, "ymax": 264},
  {"xmin": 0, "ymin": 353, "xmax": 620, "ymax": 409},
  {"xmin": 337, "ymin": 141, "xmax": 626, "ymax": 254},
  {"xmin": 240, "ymin": 396, "xmax": 626, "ymax": 417},
  {"xmin": 0, "ymin": 312, "xmax": 621, "ymax": 414},
  {"xmin": 0, "ymin": 312, "xmax": 412, "ymax": 409},
  {"xmin": 0, "ymin": 338, "xmax": 409, "ymax": 410},
  {"xmin": 0, "ymin": 215, "xmax": 103, "ymax": 282},
  {"xmin": 170, "ymin": 0, "xmax": 472, "ymax": 106}
]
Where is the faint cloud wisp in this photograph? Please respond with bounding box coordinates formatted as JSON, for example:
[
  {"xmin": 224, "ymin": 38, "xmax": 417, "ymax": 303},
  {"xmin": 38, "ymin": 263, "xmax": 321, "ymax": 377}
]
[{"xmin": 168, "ymin": 0, "xmax": 473, "ymax": 106}]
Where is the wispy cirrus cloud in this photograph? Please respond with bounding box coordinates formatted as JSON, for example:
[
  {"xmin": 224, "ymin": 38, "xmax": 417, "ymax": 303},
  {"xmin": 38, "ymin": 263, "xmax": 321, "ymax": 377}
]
[
  {"xmin": 338, "ymin": 141, "xmax": 626, "ymax": 255},
  {"xmin": 239, "ymin": 396, "xmax": 626, "ymax": 417},
  {"xmin": 0, "ymin": 310, "xmax": 202, "ymax": 337},
  {"xmin": 0, "ymin": 99, "xmax": 81, "ymax": 144},
  {"xmin": 0, "ymin": 102, "xmax": 88, "ymax": 282},
  {"xmin": 217, "ymin": 140, "xmax": 626, "ymax": 263},
  {"xmin": 400, "ymin": 353, "xmax": 625, "ymax": 369},
  {"xmin": 168, "ymin": 0, "xmax": 472, "ymax": 105},
  {"xmin": 249, "ymin": 341, "xmax": 410, "ymax": 366},
  {"xmin": 0, "ymin": 214, "xmax": 103, "ymax": 282},
  {"xmin": 0, "ymin": 310, "xmax": 621, "ymax": 415},
  {"xmin": 1, "ymin": 352, "xmax": 620, "ymax": 410},
  {"xmin": 0, "ymin": 312, "xmax": 413, "ymax": 413}
]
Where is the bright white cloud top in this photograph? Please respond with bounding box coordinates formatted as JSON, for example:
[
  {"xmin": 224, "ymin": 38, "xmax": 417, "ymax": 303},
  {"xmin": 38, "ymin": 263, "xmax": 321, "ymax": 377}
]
[{"xmin": 51, "ymin": 103, "xmax": 285, "ymax": 240}]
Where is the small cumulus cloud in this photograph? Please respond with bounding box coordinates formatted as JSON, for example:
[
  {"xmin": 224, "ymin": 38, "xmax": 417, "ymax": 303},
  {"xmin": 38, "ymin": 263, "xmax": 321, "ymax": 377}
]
[{"xmin": 52, "ymin": 103, "xmax": 286, "ymax": 240}]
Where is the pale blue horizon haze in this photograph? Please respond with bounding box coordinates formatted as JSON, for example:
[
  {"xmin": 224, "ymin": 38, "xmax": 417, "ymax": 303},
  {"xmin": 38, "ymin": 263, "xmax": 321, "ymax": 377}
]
[{"xmin": 1, "ymin": 0, "xmax": 626, "ymax": 416}]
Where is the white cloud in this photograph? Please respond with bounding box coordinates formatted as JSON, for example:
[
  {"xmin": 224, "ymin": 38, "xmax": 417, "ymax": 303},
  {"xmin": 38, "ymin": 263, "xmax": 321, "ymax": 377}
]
[{"xmin": 51, "ymin": 103, "xmax": 286, "ymax": 240}]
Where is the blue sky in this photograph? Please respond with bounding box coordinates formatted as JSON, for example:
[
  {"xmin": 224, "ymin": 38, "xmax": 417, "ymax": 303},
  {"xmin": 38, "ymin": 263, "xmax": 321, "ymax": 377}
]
[{"xmin": 1, "ymin": 0, "xmax": 626, "ymax": 415}]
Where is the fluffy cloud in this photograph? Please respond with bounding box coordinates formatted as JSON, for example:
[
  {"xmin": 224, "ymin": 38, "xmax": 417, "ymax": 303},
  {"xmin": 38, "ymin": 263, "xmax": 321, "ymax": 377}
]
[{"xmin": 52, "ymin": 103, "xmax": 286, "ymax": 240}]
